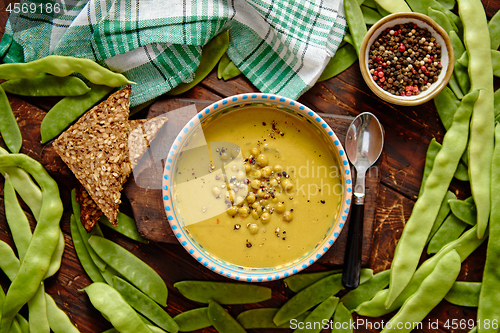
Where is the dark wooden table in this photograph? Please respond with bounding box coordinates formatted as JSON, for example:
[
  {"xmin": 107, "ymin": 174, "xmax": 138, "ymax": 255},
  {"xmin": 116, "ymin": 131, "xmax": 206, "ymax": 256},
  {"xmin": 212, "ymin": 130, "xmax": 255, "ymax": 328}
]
[{"xmin": 0, "ymin": 2, "xmax": 499, "ymax": 332}]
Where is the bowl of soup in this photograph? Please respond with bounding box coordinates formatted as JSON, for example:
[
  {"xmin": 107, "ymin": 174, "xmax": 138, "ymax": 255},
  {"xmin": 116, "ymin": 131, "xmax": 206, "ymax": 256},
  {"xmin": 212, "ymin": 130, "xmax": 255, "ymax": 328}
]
[{"xmin": 162, "ymin": 93, "xmax": 352, "ymax": 281}]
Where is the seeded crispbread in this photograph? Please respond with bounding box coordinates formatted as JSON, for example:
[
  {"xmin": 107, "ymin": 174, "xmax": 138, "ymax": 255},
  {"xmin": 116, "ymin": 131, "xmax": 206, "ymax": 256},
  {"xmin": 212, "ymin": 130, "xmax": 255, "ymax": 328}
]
[
  {"xmin": 128, "ymin": 116, "xmax": 168, "ymax": 168},
  {"xmin": 53, "ymin": 86, "xmax": 132, "ymax": 226},
  {"xmin": 76, "ymin": 184, "xmax": 102, "ymax": 231}
]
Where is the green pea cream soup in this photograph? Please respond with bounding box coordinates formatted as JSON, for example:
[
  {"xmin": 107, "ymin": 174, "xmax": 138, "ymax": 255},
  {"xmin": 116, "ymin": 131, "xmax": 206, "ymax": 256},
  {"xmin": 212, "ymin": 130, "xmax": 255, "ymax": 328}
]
[{"xmin": 173, "ymin": 105, "xmax": 343, "ymax": 268}]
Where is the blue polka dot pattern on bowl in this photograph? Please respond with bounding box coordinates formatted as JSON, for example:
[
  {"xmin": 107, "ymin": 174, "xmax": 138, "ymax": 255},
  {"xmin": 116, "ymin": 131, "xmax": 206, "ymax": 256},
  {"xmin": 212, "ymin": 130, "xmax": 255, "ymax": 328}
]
[{"xmin": 161, "ymin": 93, "xmax": 353, "ymax": 282}]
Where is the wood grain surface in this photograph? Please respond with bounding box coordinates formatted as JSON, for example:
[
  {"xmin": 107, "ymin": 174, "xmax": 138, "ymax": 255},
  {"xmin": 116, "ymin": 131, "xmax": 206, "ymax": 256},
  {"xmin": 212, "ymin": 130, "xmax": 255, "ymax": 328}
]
[{"xmin": 0, "ymin": 2, "xmax": 498, "ymax": 332}]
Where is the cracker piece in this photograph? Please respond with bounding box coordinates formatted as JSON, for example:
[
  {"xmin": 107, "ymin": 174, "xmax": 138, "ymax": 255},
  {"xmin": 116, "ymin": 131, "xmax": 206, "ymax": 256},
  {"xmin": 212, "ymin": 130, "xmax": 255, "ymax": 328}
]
[
  {"xmin": 53, "ymin": 86, "xmax": 131, "ymax": 226},
  {"xmin": 76, "ymin": 184, "xmax": 102, "ymax": 231},
  {"xmin": 128, "ymin": 116, "xmax": 168, "ymax": 168}
]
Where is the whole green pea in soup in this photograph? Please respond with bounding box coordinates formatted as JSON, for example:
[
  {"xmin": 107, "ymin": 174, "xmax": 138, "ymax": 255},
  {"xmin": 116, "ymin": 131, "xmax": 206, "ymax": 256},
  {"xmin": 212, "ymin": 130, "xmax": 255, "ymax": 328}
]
[{"xmin": 173, "ymin": 105, "xmax": 343, "ymax": 268}]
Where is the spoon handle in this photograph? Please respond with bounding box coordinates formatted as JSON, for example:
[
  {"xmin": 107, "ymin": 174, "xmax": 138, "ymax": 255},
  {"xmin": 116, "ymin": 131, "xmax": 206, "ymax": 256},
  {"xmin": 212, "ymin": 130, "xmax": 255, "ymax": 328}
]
[{"xmin": 342, "ymin": 202, "xmax": 364, "ymax": 290}]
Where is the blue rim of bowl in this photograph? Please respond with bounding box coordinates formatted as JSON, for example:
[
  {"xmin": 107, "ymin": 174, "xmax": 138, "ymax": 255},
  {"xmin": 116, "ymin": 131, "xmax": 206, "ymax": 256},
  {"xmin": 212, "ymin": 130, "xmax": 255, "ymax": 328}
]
[{"xmin": 162, "ymin": 93, "xmax": 353, "ymax": 282}]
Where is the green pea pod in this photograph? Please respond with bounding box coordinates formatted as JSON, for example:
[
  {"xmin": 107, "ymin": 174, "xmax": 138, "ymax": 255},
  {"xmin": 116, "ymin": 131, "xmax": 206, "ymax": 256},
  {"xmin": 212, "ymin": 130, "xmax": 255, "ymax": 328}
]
[
  {"xmin": 84, "ymin": 282, "xmax": 152, "ymax": 333},
  {"xmin": 0, "ymin": 240, "xmax": 20, "ymax": 281},
  {"xmin": 448, "ymin": 74, "xmax": 465, "ymax": 99},
  {"xmin": 331, "ymin": 302, "xmax": 353, "ymax": 333},
  {"xmin": 8, "ymin": 320, "xmax": 23, "ymax": 333},
  {"xmin": 101, "ymin": 265, "xmax": 121, "ymax": 286},
  {"xmin": 207, "ymin": 300, "xmax": 245, "ymax": 333},
  {"xmin": 4, "ymin": 174, "xmax": 32, "ymax": 260},
  {"xmin": 459, "ymin": 0, "xmax": 495, "ymax": 240},
  {"xmin": 433, "ymin": 86, "xmax": 461, "ymax": 131},
  {"xmin": 113, "ymin": 276, "xmax": 179, "ymax": 333},
  {"xmin": 419, "ymin": 138, "xmax": 441, "ymax": 197},
  {"xmin": 45, "ymin": 293, "xmax": 81, "ymax": 333},
  {"xmin": 438, "ymin": 0, "xmax": 455, "ymax": 10},
  {"xmin": 363, "ymin": 0, "xmax": 377, "ymax": 8},
  {"xmin": 173, "ymin": 281, "xmax": 271, "ymax": 305},
  {"xmin": 1, "ymin": 74, "xmax": 91, "ymax": 96},
  {"xmin": 70, "ymin": 189, "xmax": 107, "ymax": 272},
  {"xmin": 44, "ymin": 229, "xmax": 65, "ymax": 279},
  {"xmin": 449, "ymin": 31, "xmax": 470, "ymax": 95},
  {"xmin": 28, "ymin": 283, "xmax": 50, "ymax": 333},
  {"xmin": 5, "ymin": 172, "xmax": 64, "ymax": 279},
  {"xmin": 344, "ymin": 0, "xmax": 367, "ymax": 56},
  {"xmin": 457, "ymin": 51, "xmax": 468, "ymax": 67},
  {"xmin": 99, "ymin": 213, "xmax": 149, "ymax": 244},
  {"xmin": 355, "ymin": 225, "xmax": 486, "ymax": 317},
  {"xmin": 89, "ymin": 236, "xmax": 168, "ymax": 306},
  {"xmin": 361, "ymin": 5, "xmax": 383, "ymax": 25},
  {"xmin": 236, "ymin": 308, "xmax": 310, "ymax": 329},
  {"xmin": 70, "ymin": 214, "xmax": 105, "ymax": 283},
  {"xmin": 427, "ymin": 214, "xmax": 469, "ymax": 254},
  {"xmin": 374, "ymin": 0, "xmax": 411, "ymax": 13},
  {"xmin": 284, "ymin": 270, "xmax": 340, "ymax": 293},
  {"xmin": 445, "ymin": 281, "xmax": 481, "ymax": 307},
  {"xmin": 454, "ymin": 162, "xmax": 469, "ymax": 181},
  {"xmin": 428, "ymin": 191, "xmax": 455, "ymax": 242},
  {"xmin": 428, "ymin": 7, "xmax": 456, "ymax": 35},
  {"xmin": 382, "ymin": 250, "xmax": 461, "ymax": 333},
  {"xmin": 221, "ymin": 61, "xmax": 242, "ymax": 81},
  {"xmin": 449, "ymin": 197, "xmax": 476, "ymax": 225},
  {"xmin": 375, "ymin": 3, "xmax": 392, "ymax": 17},
  {"xmin": 340, "ymin": 270, "xmax": 390, "ymax": 310},
  {"xmin": 168, "ymin": 31, "xmax": 229, "ymax": 95},
  {"xmin": 14, "ymin": 315, "xmax": 28, "ymax": 333},
  {"xmin": 343, "ymin": 33, "xmax": 354, "ymax": 46},
  {"xmin": 489, "ymin": 10, "xmax": 500, "ymax": 50},
  {"xmin": 102, "ymin": 325, "xmax": 166, "ymax": 333},
  {"xmin": 40, "ymin": 83, "xmax": 114, "ymax": 143},
  {"xmin": 386, "ymin": 89, "xmax": 478, "ymax": 308},
  {"xmin": 0, "ymin": 286, "xmax": 4, "ymax": 309},
  {"xmin": 478, "ymin": 123, "xmax": 500, "ymax": 333},
  {"xmin": 405, "ymin": 0, "xmax": 437, "ymax": 13},
  {"xmin": 317, "ymin": 44, "xmax": 357, "ymax": 82},
  {"xmin": 217, "ymin": 53, "xmax": 231, "ymax": 80},
  {"xmin": 174, "ymin": 308, "xmax": 212, "ymax": 332},
  {"xmin": 492, "ymin": 50, "xmax": 500, "ymax": 77},
  {"xmin": 273, "ymin": 273, "xmax": 344, "ymax": 326},
  {"xmin": 294, "ymin": 296, "xmax": 339, "ymax": 333},
  {"xmin": 0, "ymin": 85, "xmax": 22, "ymax": 153},
  {"xmin": 470, "ymin": 327, "xmax": 478, "ymax": 333},
  {"xmin": 495, "ymin": 88, "xmax": 500, "ymax": 118},
  {"xmin": 284, "ymin": 268, "xmax": 372, "ymax": 293},
  {"xmin": 0, "ymin": 55, "xmax": 133, "ymax": 86},
  {"xmin": 0, "ymin": 147, "xmax": 42, "ymax": 219},
  {"xmin": 0, "ymin": 154, "xmax": 63, "ymax": 333}
]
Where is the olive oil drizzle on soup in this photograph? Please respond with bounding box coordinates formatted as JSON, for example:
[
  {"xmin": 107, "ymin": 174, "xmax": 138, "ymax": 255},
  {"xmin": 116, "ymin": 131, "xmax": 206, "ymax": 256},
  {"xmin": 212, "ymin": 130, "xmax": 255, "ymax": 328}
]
[{"xmin": 174, "ymin": 106, "xmax": 343, "ymax": 268}]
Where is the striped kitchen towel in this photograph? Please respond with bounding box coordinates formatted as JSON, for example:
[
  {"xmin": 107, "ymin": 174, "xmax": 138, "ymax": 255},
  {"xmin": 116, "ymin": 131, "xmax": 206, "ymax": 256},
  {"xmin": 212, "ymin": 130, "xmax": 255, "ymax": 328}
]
[{"xmin": 0, "ymin": 0, "xmax": 346, "ymax": 107}]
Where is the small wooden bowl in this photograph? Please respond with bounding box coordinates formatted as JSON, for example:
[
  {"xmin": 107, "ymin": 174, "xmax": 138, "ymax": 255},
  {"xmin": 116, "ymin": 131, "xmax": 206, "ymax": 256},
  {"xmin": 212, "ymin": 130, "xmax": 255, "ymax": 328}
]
[{"xmin": 359, "ymin": 12, "xmax": 454, "ymax": 106}]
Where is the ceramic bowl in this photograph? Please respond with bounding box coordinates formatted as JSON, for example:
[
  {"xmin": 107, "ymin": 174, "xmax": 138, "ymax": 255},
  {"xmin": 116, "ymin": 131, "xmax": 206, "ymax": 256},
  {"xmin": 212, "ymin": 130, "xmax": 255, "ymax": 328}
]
[
  {"xmin": 162, "ymin": 93, "xmax": 352, "ymax": 282},
  {"xmin": 359, "ymin": 12, "xmax": 454, "ymax": 106}
]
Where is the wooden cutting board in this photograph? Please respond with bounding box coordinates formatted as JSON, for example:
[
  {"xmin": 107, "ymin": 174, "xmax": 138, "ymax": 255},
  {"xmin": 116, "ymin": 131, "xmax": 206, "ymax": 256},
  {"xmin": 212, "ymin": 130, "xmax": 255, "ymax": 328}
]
[{"xmin": 122, "ymin": 98, "xmax": 382, "ymax": 266}]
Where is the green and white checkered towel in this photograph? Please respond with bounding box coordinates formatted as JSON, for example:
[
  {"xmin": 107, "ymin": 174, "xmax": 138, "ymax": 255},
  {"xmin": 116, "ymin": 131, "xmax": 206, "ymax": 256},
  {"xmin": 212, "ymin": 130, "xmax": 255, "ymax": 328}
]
[{"xmin": 0, "ymin": 0, "xmax": 346, "ymax": 107}]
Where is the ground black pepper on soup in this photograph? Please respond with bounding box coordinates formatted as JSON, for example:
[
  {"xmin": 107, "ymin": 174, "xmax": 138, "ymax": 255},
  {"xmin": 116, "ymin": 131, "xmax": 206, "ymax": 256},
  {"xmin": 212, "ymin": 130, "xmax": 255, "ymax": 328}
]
[{"xmin": 173, "ymin": 105, "xmax": 344, "ymax": 268}]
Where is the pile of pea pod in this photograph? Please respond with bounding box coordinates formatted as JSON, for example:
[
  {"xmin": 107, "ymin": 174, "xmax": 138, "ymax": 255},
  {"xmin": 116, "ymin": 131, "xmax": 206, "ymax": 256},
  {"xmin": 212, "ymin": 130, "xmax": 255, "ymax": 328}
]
[
  {"xmin": 0, "ymin": 151, "xmax": 72, "ymax": 333},
  {"xmin": 338, "ymin": 0, "xmax": 500, "ymax": 332}
]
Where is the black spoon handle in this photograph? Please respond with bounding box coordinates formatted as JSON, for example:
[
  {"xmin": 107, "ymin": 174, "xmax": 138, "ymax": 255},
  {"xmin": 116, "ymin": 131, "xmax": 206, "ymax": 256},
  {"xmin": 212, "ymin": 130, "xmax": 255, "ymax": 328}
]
[{"xmin": 342, "ymin": 202, "xmax": 364, "ymax": 290}]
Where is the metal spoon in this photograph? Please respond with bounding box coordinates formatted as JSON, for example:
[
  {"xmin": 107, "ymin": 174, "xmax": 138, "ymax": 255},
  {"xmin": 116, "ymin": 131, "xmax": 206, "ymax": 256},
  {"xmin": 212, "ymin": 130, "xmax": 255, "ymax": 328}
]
[{"xmin": 342, "ymin": 112, "xmax": 384, "ymax": 290}]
